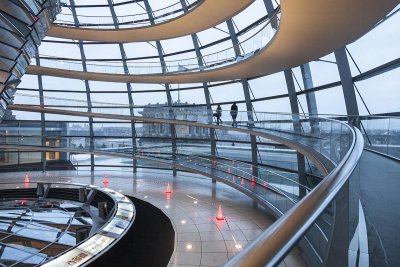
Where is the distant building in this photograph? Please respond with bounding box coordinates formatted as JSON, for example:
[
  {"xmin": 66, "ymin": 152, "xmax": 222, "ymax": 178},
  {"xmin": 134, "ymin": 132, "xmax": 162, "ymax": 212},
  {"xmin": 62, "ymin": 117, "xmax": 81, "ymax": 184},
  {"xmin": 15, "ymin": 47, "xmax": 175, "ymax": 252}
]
[{"xmin": 140, "ymin": 101, "xmax": 210, "ymax": 140}]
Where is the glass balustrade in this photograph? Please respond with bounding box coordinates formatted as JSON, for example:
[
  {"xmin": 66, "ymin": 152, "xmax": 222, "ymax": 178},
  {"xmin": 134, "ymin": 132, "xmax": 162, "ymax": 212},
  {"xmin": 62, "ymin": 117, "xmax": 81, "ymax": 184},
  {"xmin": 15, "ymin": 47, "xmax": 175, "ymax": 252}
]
[
  {"xmin": 358, "ymin": 116, "xmax": 400, "ymax": 159},
  {"xmin": 4, "ymin": 95, "xmax": 361, "ymax": 267},
  {"xmin": 36, "ymin": 9, "xmax": 281, "ymax": 75},
  {"xmin": 54, "ymin": 0, "xmax": 199, "ymax": 29},
  {"xmin": 315, "ymin": 114, "xmax": 400, "ymax": 160},
  {"xmin": 11, "ymin": 92, "xmax": 352, "ymax": 168}
]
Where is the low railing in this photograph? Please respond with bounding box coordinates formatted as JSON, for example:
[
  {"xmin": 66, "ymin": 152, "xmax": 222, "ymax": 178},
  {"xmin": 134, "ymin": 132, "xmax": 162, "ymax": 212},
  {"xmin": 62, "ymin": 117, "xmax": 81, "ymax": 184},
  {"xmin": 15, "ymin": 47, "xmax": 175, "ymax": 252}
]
[
  {"xmin": 329, "ymin": 115, "xmax": 400, "ymax": 160},
  {"xmin": 224, "ymin": 127, "xmax": 363, "ymax": 266},
  {"xmin": 53, "ymin": 0, "xmax": 199, "ymax": 29},
  {"xmin": 2, "ymin": 102, "xmax": 364, "ymax": 265},
  {"xmin": 10, "ymin": 93, "xmax": 351, "ymax": 171},
  {"xmin": 35, "ymin": 8, "xmax": 280, "ymax": 75}
]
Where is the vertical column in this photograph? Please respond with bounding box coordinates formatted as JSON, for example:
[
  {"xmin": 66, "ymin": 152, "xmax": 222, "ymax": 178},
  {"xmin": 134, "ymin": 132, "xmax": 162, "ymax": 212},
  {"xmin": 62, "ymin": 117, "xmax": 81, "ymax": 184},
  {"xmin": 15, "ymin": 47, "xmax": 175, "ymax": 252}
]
[
  {"xmin": 334, "ymin": 47, "xmax": 360, "ymax": 126},
  {"xmin": 226, "ymin": 19, "xmax": 259, "ymax": 177},
  {"xmin": 284, "ymin": 69, "xmax": 307, "ymax": 195},
  {"xmin": 284, "ymin": 70, "xmax": 301, "ymax": 128},
  {"xmin": 35, "ymin": 51, "xmax": 46, "ymax": 172},
  {"xmin": 107, "ymin": 0, "xmax": 138, "ymax": 172},
  {"xmin": 70, "ymin": 0, "xmax": 95, "ymax": 171},
  {"xmin": 300, "ymin": 63, "xmax": 319, "ymax": 134},
  {"xmin": 271, "ymin": 0, "xmax": 316, "ymax": 177},
  {"xmin": 262, "ymin": 0, "xmax": 278, "ymax": 29},
  {"xmin": 180, "ymin": 0, "xmax": 217, "ymax": 180},
  {"xmin": 300, "ymin": 63, "xmax": 318, "ymax": 115},
  {"xmin": 144, "ymin": 0, "xmax": 177, "ymax": 176}
]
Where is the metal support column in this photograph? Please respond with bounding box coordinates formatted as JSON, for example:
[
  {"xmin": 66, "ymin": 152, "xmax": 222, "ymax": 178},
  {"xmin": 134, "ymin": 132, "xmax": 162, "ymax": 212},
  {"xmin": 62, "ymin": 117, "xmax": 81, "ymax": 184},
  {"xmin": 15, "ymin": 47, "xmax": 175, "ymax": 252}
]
[
  {"xmin": 144, "ymin": 0, "xmax": 177, "ymax": 176},
  {"xmin": 334, "ymin": 47, "xmax": 360, "ymax": 127},
  {"xmin": 70, "ymin": 0, "xmax": 95, "ymax": 171},
  {"xmin": 300, "ymin": 63, "xmax": 318, "ymax": 115},
  {"xmin": 107, "ymin": 0, "xmax": 138, "ymax": 172},
  {"xmin": 35, "ymin": 51, "xmax": 46, "ymax": 172},
  {"xmin": 180, "ymin": 0, "xmax": 217, "ymax": 181},
  {"xmin": 226, "ymin": 19, "xmax": 259, "ymax": 177},
  {"xmin": 267, "ymin": 0, "xmax": 315, "ymax": 183},
  {"xmin": 300, "ymin": 63, "xmax": 319, "ymax": 133},
  {"xmin": 262, "ymin": 0, "xmax": 278, "ymax": 29},
  {"xmin": 284, "ymin": 69, "xmax": 307, "ymax": 193},
  {"xmin": 284, "ymin": 70, "xmax": 301, "ymax": 130},
  {"xmin": 180, "ymin": 0, "xmax": 216, "ymax": 159}
]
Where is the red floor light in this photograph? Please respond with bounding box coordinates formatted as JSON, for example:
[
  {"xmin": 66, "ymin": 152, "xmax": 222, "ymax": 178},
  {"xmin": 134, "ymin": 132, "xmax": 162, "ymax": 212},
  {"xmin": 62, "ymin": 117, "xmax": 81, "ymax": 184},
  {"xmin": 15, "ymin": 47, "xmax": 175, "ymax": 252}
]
[
  {"xmin": 241, "ymin": 178, "xmax": 245, "ymax": 185},
  {"xmin": 216, "ymin": 205, "xmax": 224, "ymax": 221},
  {"xmin": 263, "ymin": 181, "xmax": 267, "ymax": 187},
  {"xmin": 251, "ymin": 177, "xmax": 255, "ymax": 186},
  {"xmin": 232, "ymin": 176, "xmax": 236, "ymax": 183},
  {"xmin": 166, "ymin": 182, "xmax": 172, "ymax": 194},
  {"xmin": 103, "ymin": 175, "xmax": 109, "ymax": 184},
  {"xmin": 228, "ymin": 167, "xmax": 231, "ymax": 174},
  {"xmin": 24, "ymin": 173, "xmax": 30, "ymax": 183}
]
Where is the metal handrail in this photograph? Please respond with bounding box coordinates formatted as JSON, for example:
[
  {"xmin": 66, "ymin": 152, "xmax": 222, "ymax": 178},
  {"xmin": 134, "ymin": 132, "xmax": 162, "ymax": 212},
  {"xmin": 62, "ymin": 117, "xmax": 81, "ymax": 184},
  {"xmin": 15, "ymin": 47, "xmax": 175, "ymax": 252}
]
[
  {"xmin": 1, "ymin": 105, "xmax": 362, "ymax": 265},
  {"xmin": 224, "ymin": 127, "xmax": 364, "ymax": 266}
]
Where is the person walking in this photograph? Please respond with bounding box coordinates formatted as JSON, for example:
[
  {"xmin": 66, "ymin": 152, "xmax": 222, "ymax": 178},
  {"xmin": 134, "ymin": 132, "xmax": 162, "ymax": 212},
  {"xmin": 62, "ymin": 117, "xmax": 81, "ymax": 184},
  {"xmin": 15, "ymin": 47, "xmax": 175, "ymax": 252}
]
[
  {"xmin": 230, "ymin": 102, "xmax": 238, "ymax": 127},
  {"xmin": 214, "ymin": 105, "xmax": 222, "ymax": 125}
]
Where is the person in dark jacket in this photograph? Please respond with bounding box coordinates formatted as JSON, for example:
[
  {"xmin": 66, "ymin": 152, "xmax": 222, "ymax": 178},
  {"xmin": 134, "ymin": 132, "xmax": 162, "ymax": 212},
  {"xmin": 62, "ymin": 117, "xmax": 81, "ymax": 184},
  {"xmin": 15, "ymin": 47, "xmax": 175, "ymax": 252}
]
[
  {"xmin": 230, "ymin": 102, "xmax": 238, "ymax": 127},
  {"xmin": 214, "ymin": 105, "xmax": 222, "ymax": 125}
]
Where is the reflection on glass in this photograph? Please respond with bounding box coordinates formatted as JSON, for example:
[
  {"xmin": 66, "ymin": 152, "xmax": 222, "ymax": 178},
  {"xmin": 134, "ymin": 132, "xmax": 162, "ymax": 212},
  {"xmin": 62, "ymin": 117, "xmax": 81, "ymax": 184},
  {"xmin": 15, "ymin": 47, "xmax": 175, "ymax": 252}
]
[{"xmin": 0, "ymin": 199, "xmax": 92, "ymax": 266}]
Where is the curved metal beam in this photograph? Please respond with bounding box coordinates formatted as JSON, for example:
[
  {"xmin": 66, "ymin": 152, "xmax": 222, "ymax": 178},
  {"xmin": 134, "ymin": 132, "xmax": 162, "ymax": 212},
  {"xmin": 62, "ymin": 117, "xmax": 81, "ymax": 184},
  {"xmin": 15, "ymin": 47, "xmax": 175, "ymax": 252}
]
[
  {"xmin": 28, "ymin": 0, "xmax": 399, "ymax": 83},
  {"xmin": 46, "ymin": 0, "xmax": 254, "ymax": 42}
]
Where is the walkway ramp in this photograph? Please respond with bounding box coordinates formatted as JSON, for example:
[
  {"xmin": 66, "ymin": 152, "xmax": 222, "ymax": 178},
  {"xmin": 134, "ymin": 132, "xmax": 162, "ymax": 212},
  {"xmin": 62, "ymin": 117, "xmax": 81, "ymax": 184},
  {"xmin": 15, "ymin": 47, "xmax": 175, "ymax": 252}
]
[
  {"xmin": 27, "ymin": 0, "xmax": 399, "ymax": 83},
  {"xmin": 46, "ymin": 0, "xmax": 254, "ymax": 42}
]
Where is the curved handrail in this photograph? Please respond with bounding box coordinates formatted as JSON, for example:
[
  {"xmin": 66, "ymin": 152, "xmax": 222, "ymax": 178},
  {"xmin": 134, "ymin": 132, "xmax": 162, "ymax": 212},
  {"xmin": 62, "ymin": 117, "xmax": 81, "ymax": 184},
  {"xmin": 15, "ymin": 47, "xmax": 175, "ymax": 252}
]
[
  {"xmin": 2, "ymin": 104, "xmax": 362, "ymax": 265},
  {"xmin": 55, "ymin": 0, "xmax": 199, "ymax": 29},
  {"xmin": 224, "ymin": 128, "xmax": 364, "ymax": 266},
  {"xmin": 36, "ymin": 8, "xmax": 280, "ymax": 75},
  {"xmin": 8, "ymin": 101, "xmax": 352, "ymax": 173}
]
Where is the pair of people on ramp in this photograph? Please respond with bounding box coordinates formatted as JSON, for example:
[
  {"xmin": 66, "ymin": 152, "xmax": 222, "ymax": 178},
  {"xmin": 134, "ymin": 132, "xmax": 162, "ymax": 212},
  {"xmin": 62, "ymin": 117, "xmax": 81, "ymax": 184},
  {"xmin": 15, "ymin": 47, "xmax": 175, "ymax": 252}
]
[{"xmin": 213, "ymin": 102, "xmax": 238, "ymax": 126}]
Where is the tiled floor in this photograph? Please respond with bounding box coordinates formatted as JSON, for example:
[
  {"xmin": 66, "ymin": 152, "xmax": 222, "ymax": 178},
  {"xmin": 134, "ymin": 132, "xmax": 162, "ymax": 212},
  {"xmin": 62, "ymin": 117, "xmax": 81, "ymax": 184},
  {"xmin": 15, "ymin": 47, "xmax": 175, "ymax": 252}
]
[{"xmin": 0, "ymin": 169, "xmax": 307, "ymax": 267}]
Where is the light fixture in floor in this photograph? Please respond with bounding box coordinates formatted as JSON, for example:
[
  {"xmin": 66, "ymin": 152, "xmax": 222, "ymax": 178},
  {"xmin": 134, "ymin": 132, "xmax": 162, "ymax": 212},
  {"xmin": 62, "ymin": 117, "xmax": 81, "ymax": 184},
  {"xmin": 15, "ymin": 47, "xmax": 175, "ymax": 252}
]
[{"xmin": 235, "ymin": 244, "xmax": 242, "ymax": 249}]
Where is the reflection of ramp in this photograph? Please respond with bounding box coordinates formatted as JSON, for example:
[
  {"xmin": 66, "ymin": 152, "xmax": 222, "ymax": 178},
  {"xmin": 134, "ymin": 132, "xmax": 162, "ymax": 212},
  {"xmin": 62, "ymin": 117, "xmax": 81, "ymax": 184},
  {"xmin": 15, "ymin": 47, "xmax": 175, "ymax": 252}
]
[
  {"xmin": 358, "ymin": 151, "xmax": 400, "ymax": 266},
  {"xmin": 46, "ymin": 0, "xmax": 254, "ymax": 42},
  {"xmin": 28, "ymin": 0, "xmax": 399, "ymax": 83}
]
